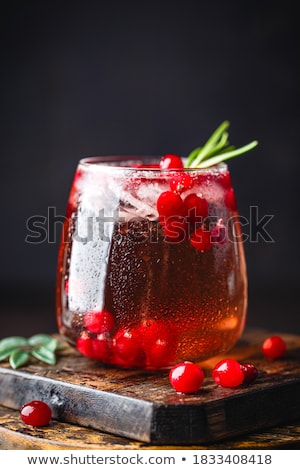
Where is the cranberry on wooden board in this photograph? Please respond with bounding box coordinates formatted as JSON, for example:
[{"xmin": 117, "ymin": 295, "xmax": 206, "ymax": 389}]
[
  {"xmin": 20, "ymin": 400, "xmax": 52, "ymax": 427},
  {"xmin": 169, "ymin": 361, "xmax": 204, "ymax": 393},
  {"xmin": 240, "ymin": 363, "xmax": 258, "ymax": 384},
  {"xmin": 262, "ymin": 336, "xmax": 286, "ymax": 359},
  {"xmin": 212, "ymin": 358, "xmax": 244, "ymax": 388}
]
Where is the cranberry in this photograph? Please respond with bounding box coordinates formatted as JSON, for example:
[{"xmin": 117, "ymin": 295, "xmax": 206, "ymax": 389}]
[
  {"xmin": 212, "ymin": 358, "xmax": 244, "ymax": 388},
  {"xmin": 157, "ymin": 191, "xmax": 184, "ymax": 220},
  {"xmin": 183, "ymin": 193, "xmax": 209, "ymax": 224},
  {"xmin": 190, "ymin": 227, "xmax": 212, "ymax": 252},
  {"xmin": 113, "ymin": 328, "xmax": 145, "ymax": 367},
  {"xmin": 84, "ymin": 309, "xmax": 115, "ymax": 334},
  {"xmin": 138, "ymin": 319, "xmax": 176, "ymax": 368},
  {"xmin": 240, "ymin": 363, "xmax": 258, "ymax": 384},
  {"xmin": 224, "ymin": 188, "xmax": 237, "ymax": 211},
  {"xmin": 92, "ymin": 334, "xmax": 113, "ymax": 362},
  {"xmin": 262, "ymin": 335, "xmax": 286, "ymax": 359},
  {"xmin": 170, "ymin": 172, "xmax": 194, "ymax": 194},
  {"xmin": 77, "ymin": 335, "xmax": 95, "ymax": 359},
  {"xmin": 159, "ymin": 154, "xmax": 184, "ymax": 169},
  {"xmin": 169, "ymin": 361, "xmax": 205, "ymax": 393},
  {"xmin": 20, "ymin": 400, "xmax": 52, "ymax": 427}
]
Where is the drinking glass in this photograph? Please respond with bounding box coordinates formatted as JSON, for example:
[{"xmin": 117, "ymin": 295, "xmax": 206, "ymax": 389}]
[{"xmin": 56, "ymin": 156, "xmax": 247, "ymax": 369}]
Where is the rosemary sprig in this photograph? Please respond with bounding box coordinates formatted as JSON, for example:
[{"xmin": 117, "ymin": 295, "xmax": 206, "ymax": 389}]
[
  {"xmin": 185, "ymin": 121, "xmax": 258, "ymax": 168},
  {"xmin": 0, "ymin": 334, "xmax": 61, "ymax": 369}
]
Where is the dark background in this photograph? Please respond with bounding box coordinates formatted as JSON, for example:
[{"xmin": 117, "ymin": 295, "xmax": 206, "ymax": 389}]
[{"xmin": 1, "ymin": 0, "xmax": 299, "ymax": 337}]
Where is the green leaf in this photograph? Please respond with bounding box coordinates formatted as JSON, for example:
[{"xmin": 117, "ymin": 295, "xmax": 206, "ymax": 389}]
[
  {"xmin": 0, "ymin": 336, "xmax": 28, "ymax": 353},
  {"xmin": 185, "ymin": 121, "xmax": 258, "ymax": 169},
  {"xmin": 43, "ymin": 338, "xmax": 58, "ymax": 352},
  {"xmin": 28, "ymin": 334, "xmax": 54, "ymax": 347},
  {"xmin": 186, "ymin": 121, "xmax": 230, "ymax": 167},
  {"xmin": 9, "ymin": 350, "xmax": 30, "ymax": 369},
  {"xmin": 31, "ymin": 346, "xmax": 56, "ymax": 365},
  {"xmin": 0, "ymin": 347, "xmax": 22, "ymax": 362},
  {"xmin": 197, "ymin": 140, "xmax": 258, "ymax": 168}
]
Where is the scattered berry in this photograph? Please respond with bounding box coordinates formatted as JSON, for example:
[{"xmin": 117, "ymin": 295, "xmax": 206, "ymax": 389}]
[
  {"xmin": 160, "ymin": 154, "xmax": 184, "ymax": 169},
  {"xmin": 262, "ymin": 335, "xmax": 286, "ymax": 360},
  {"xmin": 20, "ymin": 400, "xmax": 52, "ymax": 427},
  {"xmin": 240, "ymin": 363, "xmax": 258, "ymax": 384},
  {"xmin": 84, "ymin": 310, "xmax": 115, "ymax": 334},
  {"xmin": 212, "ymin": 358, "xmax": 244, "ymax": 388},
  {"xmin": 169, "ymin": 361, "xmax": 204, "ymax": 393}
]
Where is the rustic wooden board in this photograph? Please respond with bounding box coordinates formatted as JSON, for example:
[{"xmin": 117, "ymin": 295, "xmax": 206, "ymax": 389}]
[
  {"xmin": 1, "ymin": 405, "xmax": 300, "ymax": 450},
  {"xmin": 0, "ymin": 329, "xmax": 300, "ymax": 445}
]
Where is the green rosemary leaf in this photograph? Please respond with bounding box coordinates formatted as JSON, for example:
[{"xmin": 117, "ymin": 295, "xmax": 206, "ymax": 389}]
[
  {"xmin": 9, "ymin": 350, "xmax": 30, "ymax": 369},
  {"xmin": 185, "ymin": 146, "xmax": 203, "ymax": 167},
  {"xmin": 31, "ymin": 346, "xmax": 56, "ymax": 365},
  {"xmin": 185, "ymin": 121, "xmax": 258, "ymax": 169},
  {"xmin": 197, "ymin": 140, "xmax": 258, "ymax": 168},
  {"xmin": 28, "ymin": 334, "xmax": 56, "ymax": 348},
  {"xmin": 186, "ymin": 121, "xmax": 230, "ymax": 167},
  {"xmin": 0, "ymin": 336, "xmax": 28, "ymax": 353},
  {"xmin": 0, "ymin": 347, "xmax": 21, "ymax": 361}
]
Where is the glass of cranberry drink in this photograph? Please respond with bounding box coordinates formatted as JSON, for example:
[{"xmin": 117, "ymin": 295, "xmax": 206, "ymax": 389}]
[{"xmin": 56, "ymin": 122, "xmax": 257, "ymax": 369}]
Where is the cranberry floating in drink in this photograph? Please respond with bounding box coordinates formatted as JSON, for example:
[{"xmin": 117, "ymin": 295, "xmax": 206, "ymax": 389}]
[{"xmin": 56, "ymin": 121, "xmax": 258, "ymax": 369}]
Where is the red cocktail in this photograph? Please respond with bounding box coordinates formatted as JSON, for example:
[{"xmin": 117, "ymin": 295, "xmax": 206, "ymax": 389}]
[{"xmin": 56, "ymin": 155, "xmax": 247, "ymax": 369}]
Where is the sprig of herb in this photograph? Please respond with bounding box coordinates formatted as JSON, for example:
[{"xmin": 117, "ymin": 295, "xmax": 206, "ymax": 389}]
[
  {"xmin": 0, "ymin": 334, "xmax": 60, "ymax": 369},
  {"xmin": 185, "ymin": 120, "xmax": 258, "ymax": 168}
]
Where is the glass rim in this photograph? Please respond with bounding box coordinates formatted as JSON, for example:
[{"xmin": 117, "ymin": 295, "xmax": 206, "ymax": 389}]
[{"xmin": 78, "ymin": 156, "xmax": 228, "ymax": 172}]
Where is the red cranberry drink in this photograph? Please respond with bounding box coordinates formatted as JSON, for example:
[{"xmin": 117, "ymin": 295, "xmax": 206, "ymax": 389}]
[{"xmin": 56, "ymin": 122, "xmax": 258, "ymax": 369}]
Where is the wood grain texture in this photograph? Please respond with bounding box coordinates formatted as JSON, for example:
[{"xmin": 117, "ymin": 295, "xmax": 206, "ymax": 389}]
[
  {"xmin": 1, "ymin": 406, "xmax": 300, "ymax": 450},
  {"xmin": 0, "ymin": 329, "xmax": 300, "ymax": 445}
]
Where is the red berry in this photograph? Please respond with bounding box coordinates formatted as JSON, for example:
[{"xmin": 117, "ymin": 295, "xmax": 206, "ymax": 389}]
[
  {"xmin": 212, "ymin": 358, "xmax": 244, "ymax": 388},
  {"xmin": 77, "ymin": 335, "xmax": 95, "ymax": 359},
  {"xmin": 113, "ymin": 328, "xmax": 145, "ymax": 367},
  {"xmin": 92, "ymin": 334, "xmax": 113, "ymax": 362},
  {"xmin": 170, "ymin": 172, "xmax": 194, "ymax": 194},
  {"xmin": 84, "ymin": 310, "xmax": 115, "ymax": 334},
  {"xmin": 262, "ymin": 336, "xmax": 286, "ymax": 359},
  {"xmin": 169, "ymin": 361, "xmax": 204, "ymax": 393},
  {"xmin": 240, "ymin": 363, "xmax": 258, "ymax": 384},
  {"xmin": 157, "ymin": 191, "xmax": 184, "ymax": 220},
  {"xmin": 183, "ymin": 193, "xmax": 209, "ymax": 224},
  {"xmin": 20, "ymin": 400, "xmax": 52, "ymax": 427},
  {"xmin": 190, "ymin": 227, "xmax": 212, "ymax": 252},
  {"xmin": 138, "ymin": 319, "xmax": 177, "ymax": 368},
  {"xmin": 160, "ymin": 154, "xmax": 184, "ymax": 169}
]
